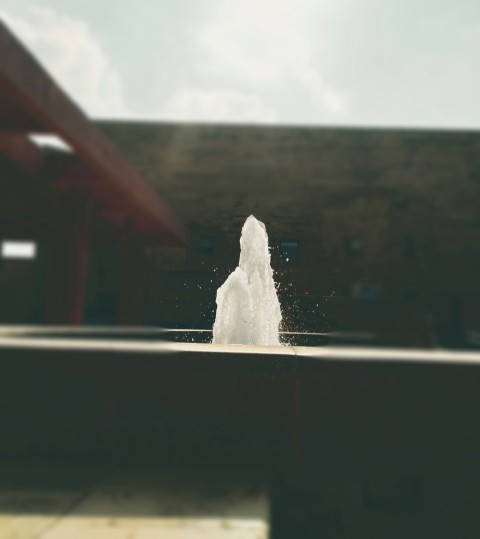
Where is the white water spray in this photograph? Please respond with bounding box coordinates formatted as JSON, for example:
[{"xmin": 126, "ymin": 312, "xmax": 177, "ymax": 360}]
[{"xmin": 212, "ymin": 215, "xmax": 282, "ymax": 345}]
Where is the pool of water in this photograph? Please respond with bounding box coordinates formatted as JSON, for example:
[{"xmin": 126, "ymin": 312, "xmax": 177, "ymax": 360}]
[{"xmin": 0, "ymin": 325, "xmax": 379, "ymax": 346}]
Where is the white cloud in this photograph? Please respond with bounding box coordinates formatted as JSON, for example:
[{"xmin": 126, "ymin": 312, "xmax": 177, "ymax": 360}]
[
  {"xmin": 196, "ymin": 0, "xmax": 349, "ymax": 118},
  {"xmin": 160, "ymin": 88, "xmax": 278, "ymax": 123},
  {"xmin": 2, "ymin": 1, "xmax": 478, "ymax": 128},
  {"xmin": 0, "ymin": 6, "xmax": 127, "ymax": 118},
  {"xmin": 0, "ymin": 1, "xmax": 348, "ymax": 124},
  {"xmin": 154, "ymin": 0, "xmax": 349, "ymax": 124}
]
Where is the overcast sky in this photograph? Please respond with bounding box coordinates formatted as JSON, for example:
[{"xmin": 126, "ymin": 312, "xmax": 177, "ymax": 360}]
[{"xmin": 1, "ymin": 0, "xmax": 480, "ymax": 129}]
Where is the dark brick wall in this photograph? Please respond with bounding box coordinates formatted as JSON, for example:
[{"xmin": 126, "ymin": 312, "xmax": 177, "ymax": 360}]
[
  {"xmin": 95, "ymin": 122, "xmax": 480, "ymax": 346},
  {"xmin": 1, "ymin": 122, "xmax": 479, "ymax": 345}
]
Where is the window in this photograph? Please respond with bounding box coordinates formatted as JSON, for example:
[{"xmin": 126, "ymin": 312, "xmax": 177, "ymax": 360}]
[
  {"xmin": 279, "ymin": 240, "xmax": 299, "ymax": 260},
  {"xmin": 198, "ymin": 236, "xmax": 214, "ymax": 255},
  {"xmin": 404, "ymin": 237, "xmax": 416, "ymax": 257},
  {"xmin": 345, "ymin": 236, "xmax": 363, "ymax": 256},
  {"xmin": 353, "ymin": 283, "xmax": 381, "ymax": 300},
  {"xmin": 1, "ymin": 240, "xmax": 37, "ymax": 260}
]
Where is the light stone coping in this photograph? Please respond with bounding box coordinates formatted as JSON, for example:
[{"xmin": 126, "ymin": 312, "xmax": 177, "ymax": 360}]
[{"xmin": 0, "ymin": 329, "xmax": 480, "ymax": 365}]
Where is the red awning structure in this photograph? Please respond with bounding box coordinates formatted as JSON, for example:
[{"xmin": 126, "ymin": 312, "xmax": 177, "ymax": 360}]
[
  {"xmin": 0, "ymin": 21, "xmax": 187, "ymax": 325},
  {"xmin": 0, "ymin": 20, "xmax": 186, "ymax": 246}
]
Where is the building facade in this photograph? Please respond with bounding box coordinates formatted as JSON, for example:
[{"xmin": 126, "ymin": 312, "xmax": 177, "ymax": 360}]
[{"xmin": 91, "ymin": 122, "xmax": 480, "ymax": 347}]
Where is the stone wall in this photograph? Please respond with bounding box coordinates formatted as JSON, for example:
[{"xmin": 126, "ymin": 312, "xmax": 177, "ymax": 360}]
[{"xmin": 96, "ymin": 121, "xmax": 480, "ymax": 346}]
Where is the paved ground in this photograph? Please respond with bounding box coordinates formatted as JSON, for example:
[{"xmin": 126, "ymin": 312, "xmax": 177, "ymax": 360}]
[{"xmin": 0, "ymin": 463, "xmax": 268, "ymax": 539}]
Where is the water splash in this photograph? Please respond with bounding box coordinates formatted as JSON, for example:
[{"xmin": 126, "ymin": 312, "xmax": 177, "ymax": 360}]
[{"xmin": 212, "ymin": 215, "xmax": 282, "ymax": 345}]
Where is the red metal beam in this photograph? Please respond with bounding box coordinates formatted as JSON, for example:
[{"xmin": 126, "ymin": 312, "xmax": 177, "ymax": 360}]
[
  {"xmin": 54, "ymin": 160, "xmax": 184, "ymax": 239},
  {"xmin": 117, "ymin": 233, "xmax": 147, "ymax": 325},
  {"xmin": 0, "ymin": 132, "xmax": 44, "ymax": 172},
  {"xmin": 44, "ymin": 196, "xmax": 92, "ymax": 324},
  {"xmin": 0, "ymin": 22, "xmax": 187, "ymax": 246},
  {"xmin": 0, "ymin": 95, "xmax": 45, "ymax": 133}
]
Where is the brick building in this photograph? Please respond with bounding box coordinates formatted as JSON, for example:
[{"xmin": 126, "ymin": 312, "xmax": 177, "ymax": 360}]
[{"xmin": 86, "ymin": 121, "xmax": 480, "ymax": 347}]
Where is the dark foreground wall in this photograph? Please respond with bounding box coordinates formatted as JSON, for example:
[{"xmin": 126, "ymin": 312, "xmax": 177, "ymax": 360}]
[
  {"xmin": 1, "ymin": 337, "xmax": 480, "ymax": 472},
  {"xmin": 2, "ymin": 336, "xmax": 480, "ymax": 536}
]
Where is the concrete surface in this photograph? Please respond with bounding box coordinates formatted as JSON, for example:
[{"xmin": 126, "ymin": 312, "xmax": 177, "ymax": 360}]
[{"xmin": 0, "ymin": 466, "xmax": 268, "ymax": 539}]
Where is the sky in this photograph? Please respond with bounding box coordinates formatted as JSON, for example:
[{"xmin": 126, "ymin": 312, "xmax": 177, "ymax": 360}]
[{"xmin": 1, "ymin": 0, "xmax": 480, "ymax": 129}]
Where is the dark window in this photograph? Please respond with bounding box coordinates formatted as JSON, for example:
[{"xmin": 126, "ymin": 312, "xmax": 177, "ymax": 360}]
[
  {"xmin": 353, "ymin": 283, "xmax": 381, "ymax": 300},
  {"xmin": 404, "ymin": 237, "xmax": 416, "ymax": 257},
  {"xmin": 345, "ymin": 236, "xmax": 363, "ymax": 256},
  {"xmin": 198, "ymin": 236, "xmax": 214, "ymax": 255},
  {"xmin": 280, "ymin": 240, "xmax": 299, "ymax": 260},
  {"xmin": 403, "ymin": 288, "xmax": 416, "ymax": 301},
  {"xmin": 363, "ymin": 477, "xmax": 423, "ymax": 512}
]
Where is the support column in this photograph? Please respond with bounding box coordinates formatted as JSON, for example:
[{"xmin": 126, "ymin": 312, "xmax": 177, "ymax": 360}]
[
  {"xmin": 117, "ymin": 233, "xmax": 147, "ymax": 326},
  {"xmin": 289, "ymin": 371, "xmax": 305, "ymax": 465},
  {"xmin": 44, "ymin": 195, "xmax": 91, "ymax": 325}
]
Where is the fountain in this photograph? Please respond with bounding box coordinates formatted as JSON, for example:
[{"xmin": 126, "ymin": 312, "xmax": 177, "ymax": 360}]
[{"xmin": 212, "ymin": 215, "xmax": 282, "ymax": 345}]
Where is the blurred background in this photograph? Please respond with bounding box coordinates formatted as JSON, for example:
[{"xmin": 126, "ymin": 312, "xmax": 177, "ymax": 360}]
[
  {"xmin": 2, "ymin": 3, "xmax": 480, "ymax": 538},
  {"xmin": 1, "ymin": 0, "xmax": 479, "ymax": 348}
]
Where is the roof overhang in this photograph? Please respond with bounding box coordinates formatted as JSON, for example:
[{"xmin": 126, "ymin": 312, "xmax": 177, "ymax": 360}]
[{"xmin": 0, "ymin": 21, "xmax": 187, "ymax": 245}]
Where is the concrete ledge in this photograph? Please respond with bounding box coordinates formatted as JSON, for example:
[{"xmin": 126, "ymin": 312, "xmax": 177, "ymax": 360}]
[
  {"xmin": 1, "ymin": 328, "xmax": 480, "ymax": 365},
  {"xmin": 1, "ymin": 328, "xmax": 480, "ymax": 477}
]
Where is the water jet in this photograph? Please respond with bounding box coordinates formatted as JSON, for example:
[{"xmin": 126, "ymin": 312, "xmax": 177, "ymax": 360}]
[{"xmin": 212, "ymin": 216, "xmax": 282, "ymax": 345}]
